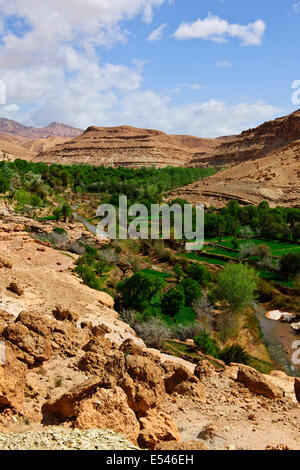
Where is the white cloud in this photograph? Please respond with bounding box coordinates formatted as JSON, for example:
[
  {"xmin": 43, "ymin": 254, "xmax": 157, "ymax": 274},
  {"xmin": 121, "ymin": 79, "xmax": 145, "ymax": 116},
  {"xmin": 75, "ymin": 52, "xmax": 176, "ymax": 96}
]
[
  {"xmin": 177, "ymin": 83, "xmax": 207, "ymax": 91},
  {"xmin": 216, "ymin": 60, "xmax": 232, "ymax": 67},
  {"xmin": 174, "ymin": 14, "xmax": 266, "ymax": 46},
  {"xmin": 293, "ymin": 2, "xmax": 300, "ymax": 13},
  {"xmin": 147, "ymin": 23, "xmax": 168, "ymax": 41},
  {"xmin": 106, "ymin": 94, "xmax": 280, "ymax": 137},
  {"xmin": 0, "ymin": 1, "xmax": 279, "ymax": 138}
]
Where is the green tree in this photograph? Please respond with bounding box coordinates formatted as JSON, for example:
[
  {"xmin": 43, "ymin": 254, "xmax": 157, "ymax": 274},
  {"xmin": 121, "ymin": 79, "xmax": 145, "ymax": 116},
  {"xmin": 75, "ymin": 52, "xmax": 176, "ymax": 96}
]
[
  {"xmin": 117, "ymin": 272, "xmax": 166, "ymax": 312},
  {"xmin": 181, "ymin": 278, "xmax": 202, "ymax": 306},
  {"xmin": 161, "ymin": 288, "xmax": 185, "ymax": 317},
  {"xmin": 0, "ymin": 176, "xmax": 10, "ymax": 193},
  {"xmin": 186, "ymin": 264, "xmax": 212, "ymax": 286},
  {"xmin": 216, "ymin": 263, "xmax": 257, "ymax": 312},
  {"xmin": 193, "ymin": 332, "xmax": 221, "ymax": 357},
  {"xmin": 173, "ymin": 264, "xmax": 183, "ymax": 282},
  {"xmin": 62, "ymin": 204, "xmax": 71, "ymax": 223},
  {"xmin": 280, "ymin": 253, "xmax": 300, "ymax": 278}
]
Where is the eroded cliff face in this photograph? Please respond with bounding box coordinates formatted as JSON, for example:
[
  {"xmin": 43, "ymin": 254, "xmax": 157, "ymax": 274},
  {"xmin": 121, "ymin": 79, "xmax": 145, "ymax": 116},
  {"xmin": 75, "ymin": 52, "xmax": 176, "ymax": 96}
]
[{"xmin": 34, "ymin": 125, "xmax": 219, "ymax": 168}]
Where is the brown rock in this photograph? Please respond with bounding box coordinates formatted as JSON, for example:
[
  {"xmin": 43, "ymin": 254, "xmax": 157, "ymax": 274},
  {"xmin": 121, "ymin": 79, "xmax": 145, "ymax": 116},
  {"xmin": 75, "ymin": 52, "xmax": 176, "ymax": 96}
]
[
  {"xmin": 138, "ymin": 410, "xmax": 181, "ymax": 449},
  {"xmin": 75, "ymin": 387, "xmax": 140, "ymax": 444},
  {"xmin": 123, "ymin": 355, "xmax": 165, "ymax": 415},
  {"xmin": 119, "ymin": 339, "xmax": 144, "ymax": 356},
  {"xmin": 198, "ymin": 423, "xmax": 219, "ymax": 440},
  {"xmin": 0, "ymin": 344, "xmax": 26, "ymax": 411},
  {"xmin": 163, "ymin": 361, "xmax": 205, "ymax": 401},
  {"xmin": 7, "ymin": 282, "xmax": 23, "ymax": 296},
  {"xmin": 3, "ymin": 323, "xmax": 53, "ymax": 366},
  {"xmin": 42, "ymin": 377, "xmax": 103, "ymax": 419},
  {"xmin": 295, "ymin": 378, "xmax": 300, "ymax": 402},
  {"xmin": 53, "ymin": 306, "xmax": 79, "ymax": 322},
  {"xmin": 236, "ymin": 364, "xmax": 284, "ymax": 399},
  {"xmin": 194, "ymin": 360, "xmax": 217, "ymax": 379},
  {"xmin": 0, "ymin": 258, "xmax": 12, "ymax": 269}
]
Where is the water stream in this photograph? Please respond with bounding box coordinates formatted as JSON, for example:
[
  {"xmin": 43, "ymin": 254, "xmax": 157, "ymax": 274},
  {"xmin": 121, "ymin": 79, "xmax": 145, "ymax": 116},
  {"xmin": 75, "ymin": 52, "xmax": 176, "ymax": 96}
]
[{"xmin": 254, "ymin": 304, "xmax": 300, "ymax": 377}]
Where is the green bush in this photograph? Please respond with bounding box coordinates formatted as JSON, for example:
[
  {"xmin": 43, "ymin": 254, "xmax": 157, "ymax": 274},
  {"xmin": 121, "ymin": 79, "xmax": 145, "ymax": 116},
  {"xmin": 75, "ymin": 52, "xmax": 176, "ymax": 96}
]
[
  {"xmin": 161, "ymin": 288, "xmax": 185, "ymax": 317},
  {"xmin": 181, "ymin": 277, "xmax": 202, "ymax": 306},
  {"xmin": 280, "ymin": 252, "xmax": 300, "ymax": 278},
  {"xmin": 53, "ymin": 227, "xmax": 67, "ymax": 235},
  {"xmin": 193, "ymin": 332, "xmax": 221, "ymax": 358},
  {"xmin": 117, "ymin": 272, "xmax": 166, "ymax": 312},
  {"xmin": 216, "ymin": 263, "xmax": 258, "ymax": 312},
  {"xmin": 0, "ymin": 175, "xmax": 10, "ymax": 193},
  {"xmin": 219, "ymin": 344, "xmax": 250, "ymax": 365},
  {"xmin": 186, "ymin": 264, "xmax": 212, "ymax": 286}
]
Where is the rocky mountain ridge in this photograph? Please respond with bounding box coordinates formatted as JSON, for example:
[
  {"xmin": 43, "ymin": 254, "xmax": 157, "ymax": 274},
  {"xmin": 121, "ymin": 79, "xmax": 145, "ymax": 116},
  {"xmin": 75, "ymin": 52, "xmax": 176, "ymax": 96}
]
[
  {"xmin": 0, "ymin": 119, "xmax": 82, "ymax": 139},
  {"xmin": 34, "ymin": 125, "xmax": 219, "ymax": 168}
]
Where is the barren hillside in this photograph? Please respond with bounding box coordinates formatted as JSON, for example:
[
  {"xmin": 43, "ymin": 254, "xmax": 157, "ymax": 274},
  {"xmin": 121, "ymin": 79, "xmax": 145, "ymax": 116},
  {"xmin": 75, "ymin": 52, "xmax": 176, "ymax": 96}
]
[
  {"xmin": 0, "ymin": 119, "xmax": 82, "ymax": 139},
  {"xmin": 34, "ymin": 125, "xmax": 218, "ymax": 168}
]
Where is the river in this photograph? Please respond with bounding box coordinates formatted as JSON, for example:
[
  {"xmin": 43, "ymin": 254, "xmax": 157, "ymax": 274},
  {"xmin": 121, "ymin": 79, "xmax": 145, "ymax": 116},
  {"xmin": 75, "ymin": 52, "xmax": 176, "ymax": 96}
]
[{"xmin": 254, "ymin": 304, "xmax": 300, "ymax": 377}]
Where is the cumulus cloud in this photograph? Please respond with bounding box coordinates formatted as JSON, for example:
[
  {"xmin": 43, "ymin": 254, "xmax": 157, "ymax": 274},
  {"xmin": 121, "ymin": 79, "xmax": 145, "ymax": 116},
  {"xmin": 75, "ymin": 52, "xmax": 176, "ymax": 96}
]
[
  {"xmin": 0, "ymin": 1, "xmax": 279, "ymax": 137},
  {"xmin": 147, "ymin": 23, "xmax": 168, "ymax": 41},
  {"xmin": 106, "ymin": 94, "xmax": 280, "ymax": 137},
  {"xmin": 174, "ymin": 14, "xmax": 266, "ymax": 46}
]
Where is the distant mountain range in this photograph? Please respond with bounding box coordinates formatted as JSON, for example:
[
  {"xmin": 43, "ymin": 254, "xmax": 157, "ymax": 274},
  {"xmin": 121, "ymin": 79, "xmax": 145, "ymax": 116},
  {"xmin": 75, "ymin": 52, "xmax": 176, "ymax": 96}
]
[
  {"xmin": 0, "ymin": 118, "xmax": 82, "ymax": 139},
  {"xmin": 0, "ymin": 112, "xmax": 299, "ymax": 207}
]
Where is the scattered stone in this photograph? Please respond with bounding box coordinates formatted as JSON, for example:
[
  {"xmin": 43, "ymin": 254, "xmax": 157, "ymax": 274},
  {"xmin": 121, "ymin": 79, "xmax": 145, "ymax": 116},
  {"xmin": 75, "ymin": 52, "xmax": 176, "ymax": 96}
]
[
  {"xmin": 138, "ymin": 410, "xmax": 180, "ymax": 449},
  {"xmin": 198, "ymin": 424, "xmax": 219, "ymax": 440},
  {"xmin": 236, "ymin": 364, "xmax": 285, "ymax": 399},
  {"xmin": 0, "ymin": 427, "xmax": 138, "ymax": 450},
  {"xmin": 7, "ymin": 282, "xmax": 23, "ymax": 296}
]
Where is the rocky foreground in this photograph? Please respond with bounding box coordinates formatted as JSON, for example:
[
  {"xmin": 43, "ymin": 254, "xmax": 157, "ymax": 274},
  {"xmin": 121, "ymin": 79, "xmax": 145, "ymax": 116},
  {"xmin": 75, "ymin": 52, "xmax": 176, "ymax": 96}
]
[
  {"xmin": 0, "ymin": 428, "xmax": 138, "ymax": 450},
  {"xmin": 0, "ymin": 215, "xmax": 299, "ymax": 450}
]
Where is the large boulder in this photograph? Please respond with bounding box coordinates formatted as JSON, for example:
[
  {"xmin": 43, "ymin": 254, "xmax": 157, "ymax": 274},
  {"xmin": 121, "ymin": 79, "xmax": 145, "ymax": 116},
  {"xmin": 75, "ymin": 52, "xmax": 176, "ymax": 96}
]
[
  {"xmin": 122, "ymin": 355, "xmax": 166, "ymax": 415},
  {"xmin": 75, "ymin": 387, "xmax": 140, "ymax": 444},
  {"xmin": 163, "ymin": 361, "xmax": 205, "ymax": 401},
  {"xmin": 236, "ymin": 364, "xmax": 284, "ymax": 399},
  {"xmin": 42, "ymin": 377, "xmax": 104, "ymax": 420},
  {"xmin": 0, "ymin": 344, "xmax": 27, "ymax": 411},
  {"xmin": 3, "ymin": 322, "xmax": 53, "ymax": 366},
  {"xmin": 194, "ymin": 360, "xmax": 217, "ymax": 380},
  {"xmin": 138, "ymin": 410, "xmax": 180, "ymax": 450},
  {"xmin": 295, "ymin": 378, "xmax": 300, "ymax": 402}
]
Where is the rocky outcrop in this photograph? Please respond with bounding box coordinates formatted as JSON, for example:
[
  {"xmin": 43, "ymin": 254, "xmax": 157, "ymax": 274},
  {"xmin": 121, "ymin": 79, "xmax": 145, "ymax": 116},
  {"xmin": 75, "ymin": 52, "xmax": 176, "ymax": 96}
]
[
  {"xmin": 123, "ymin": 355, "xmax": 166, "ymax": 414},
  {"xmin": 34, "ymin": 125, "xmax": 215, "ymax": 168},
  {"xmin": 75, "ymin": 387, "xmax": 140, "ymax": 444},
  {"xmin": 138, "ymin": 410, "xmax": 180, "ymax": 449},
  {"xmin": 0, "ymin": 345, "xmax": 26, "ymax": 411},
  {"xmin": 163, "ymin": 361, "xmax": 205, "ymax": 401},
  {"xmin": 236, "ymin": 364, "xmax": 285, "ymax": 399}
]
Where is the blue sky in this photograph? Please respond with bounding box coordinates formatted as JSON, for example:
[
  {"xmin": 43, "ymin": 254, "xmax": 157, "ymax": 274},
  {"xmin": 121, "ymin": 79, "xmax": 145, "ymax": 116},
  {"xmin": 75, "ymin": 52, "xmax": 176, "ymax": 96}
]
[{"xmin": 0, "ymin": 0, "xmax": 299, "ymax": 136}]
